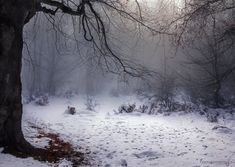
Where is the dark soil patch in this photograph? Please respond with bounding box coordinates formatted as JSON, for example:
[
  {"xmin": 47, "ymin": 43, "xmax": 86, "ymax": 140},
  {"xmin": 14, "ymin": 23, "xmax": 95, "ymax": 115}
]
[{"xmin": 3, "ymin": 124, "xmax": 90, "ymax": 166}]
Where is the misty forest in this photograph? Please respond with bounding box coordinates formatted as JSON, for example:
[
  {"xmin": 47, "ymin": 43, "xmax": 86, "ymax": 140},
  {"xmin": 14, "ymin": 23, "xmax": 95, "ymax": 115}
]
[{"xmin": 0, "ymin": 0, "xmax": 235, "ymax": 166}]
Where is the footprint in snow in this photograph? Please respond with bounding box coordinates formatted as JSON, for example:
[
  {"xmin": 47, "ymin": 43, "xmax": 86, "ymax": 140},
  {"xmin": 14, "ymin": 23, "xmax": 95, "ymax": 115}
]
[
  {"xmin": 106, "ymin": 151, "xmax": 116, "ymax": 159},
  {"xmin": 177, "ymin": 152, "xmax": 188, "ymax": 156},
  {"xmin": 119, "ymin": 159, "xmax": 127, "ymax": 167},
  {"xmin": 133, "ymin": 151, "xmax": 160, "ymax": 160}
]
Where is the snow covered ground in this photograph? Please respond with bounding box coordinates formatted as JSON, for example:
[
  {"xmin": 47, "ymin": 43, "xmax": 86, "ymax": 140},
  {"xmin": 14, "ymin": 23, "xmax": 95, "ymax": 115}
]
[{"xmin": 1, "ymin": 95, "xmax": 235, "ymax": 167}]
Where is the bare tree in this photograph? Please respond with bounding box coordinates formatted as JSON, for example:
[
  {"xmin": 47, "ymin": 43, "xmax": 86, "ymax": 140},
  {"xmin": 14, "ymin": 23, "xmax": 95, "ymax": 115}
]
[
  {"xmin": 172, "ymin": 0, "xmax": 235, "ymax": 43},
  {"xmin": 0, "ymin": 0, "xmax": 165, "ymax": 156},
  {"xmin": 174, "ymin": 0, "xmax": 235, "ymax": 107}
]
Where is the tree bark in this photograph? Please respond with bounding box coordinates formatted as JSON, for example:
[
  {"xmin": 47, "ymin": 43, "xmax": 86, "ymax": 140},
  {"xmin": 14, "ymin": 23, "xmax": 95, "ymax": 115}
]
[{"xmin": 0, "ymin": 0, "xmax": 36, "ymax": 153}]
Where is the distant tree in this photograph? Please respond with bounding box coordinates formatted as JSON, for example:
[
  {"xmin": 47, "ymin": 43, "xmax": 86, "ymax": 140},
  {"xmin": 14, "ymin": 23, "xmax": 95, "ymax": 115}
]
[
  {"xmin": 174, "ymin": 0, "xmax": 235, "ymax": 107},
  {"xmin": 182, "ymin": 25, "xmax": 235, "ymax": 107}
]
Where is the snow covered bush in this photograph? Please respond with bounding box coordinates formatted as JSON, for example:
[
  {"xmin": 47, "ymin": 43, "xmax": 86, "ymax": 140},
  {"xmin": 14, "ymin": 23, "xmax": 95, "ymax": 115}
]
[
  {"xmin": 35, "ymin": 95, "xmax": 49, "ymax": 106},
  {"xmin": 140, "ymin": 98, "xmax": 175, "ymax": 114},
  {"xmin": 205, "ymin": 108, "xmax": 219, "ymax": 122},
  {"xmin": 63, "ymin": 90, "xmax": 76, "ymax": 99},
  {"xmin": 118, "ymin": 103, "xmax": 136, "ymax": 113},
  {"xmin": 139, "ymin": 105, "xmax": 148, "ymax": 113},
  {"xmin": 85, "ymin": 97, "xmax": 98, "ymax": 111},
  {"xmin": 22, "ymin": 95, "xmax": 31, "ymax": 104},
  {"xmin": 137, "ymin": 95, "xmax": 204, "ymax": 115}
]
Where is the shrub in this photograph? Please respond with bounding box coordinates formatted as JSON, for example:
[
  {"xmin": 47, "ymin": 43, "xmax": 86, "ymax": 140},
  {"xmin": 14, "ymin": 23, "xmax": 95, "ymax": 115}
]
[
  {"xmin": 35, "ymin": 95, "xmax": 49, "ymax": 106},
  {"xmin": 118, "ymin": 103, "xmax": 136, "ymax": 113},
  {"xmin": 85, "ymin": 97, "xmax": 98, "ymax": 111},
  {"xmin": 139, "ymin": 105, "xmax": 149, "ymax": 113}
]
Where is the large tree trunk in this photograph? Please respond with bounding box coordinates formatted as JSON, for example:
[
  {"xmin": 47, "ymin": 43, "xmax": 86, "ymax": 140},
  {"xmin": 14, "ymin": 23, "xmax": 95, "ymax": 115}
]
[{"xmin": 0, "ymin": 0, "xmax": 35, "ymax": 153}]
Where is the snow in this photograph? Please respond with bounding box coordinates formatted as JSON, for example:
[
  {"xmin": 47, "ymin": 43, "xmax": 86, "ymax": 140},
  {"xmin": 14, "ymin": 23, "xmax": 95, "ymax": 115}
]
[
  {"xmin": 1, "ymin": 94, "xmax": 235, "ymax": 167},
  {"xmin": 0, "ymin": 147, "xmax": 50, "ymax": 167}
]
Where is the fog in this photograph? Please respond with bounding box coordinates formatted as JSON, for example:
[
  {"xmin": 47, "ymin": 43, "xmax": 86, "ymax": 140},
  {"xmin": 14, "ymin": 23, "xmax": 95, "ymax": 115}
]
[
  {"xmin": 1, "ymin": 0, "xmax": 234, "ymax": 166},
  {"xmin": 21, "ymin": 0, "xmax": 235, "ymax": 108}
]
